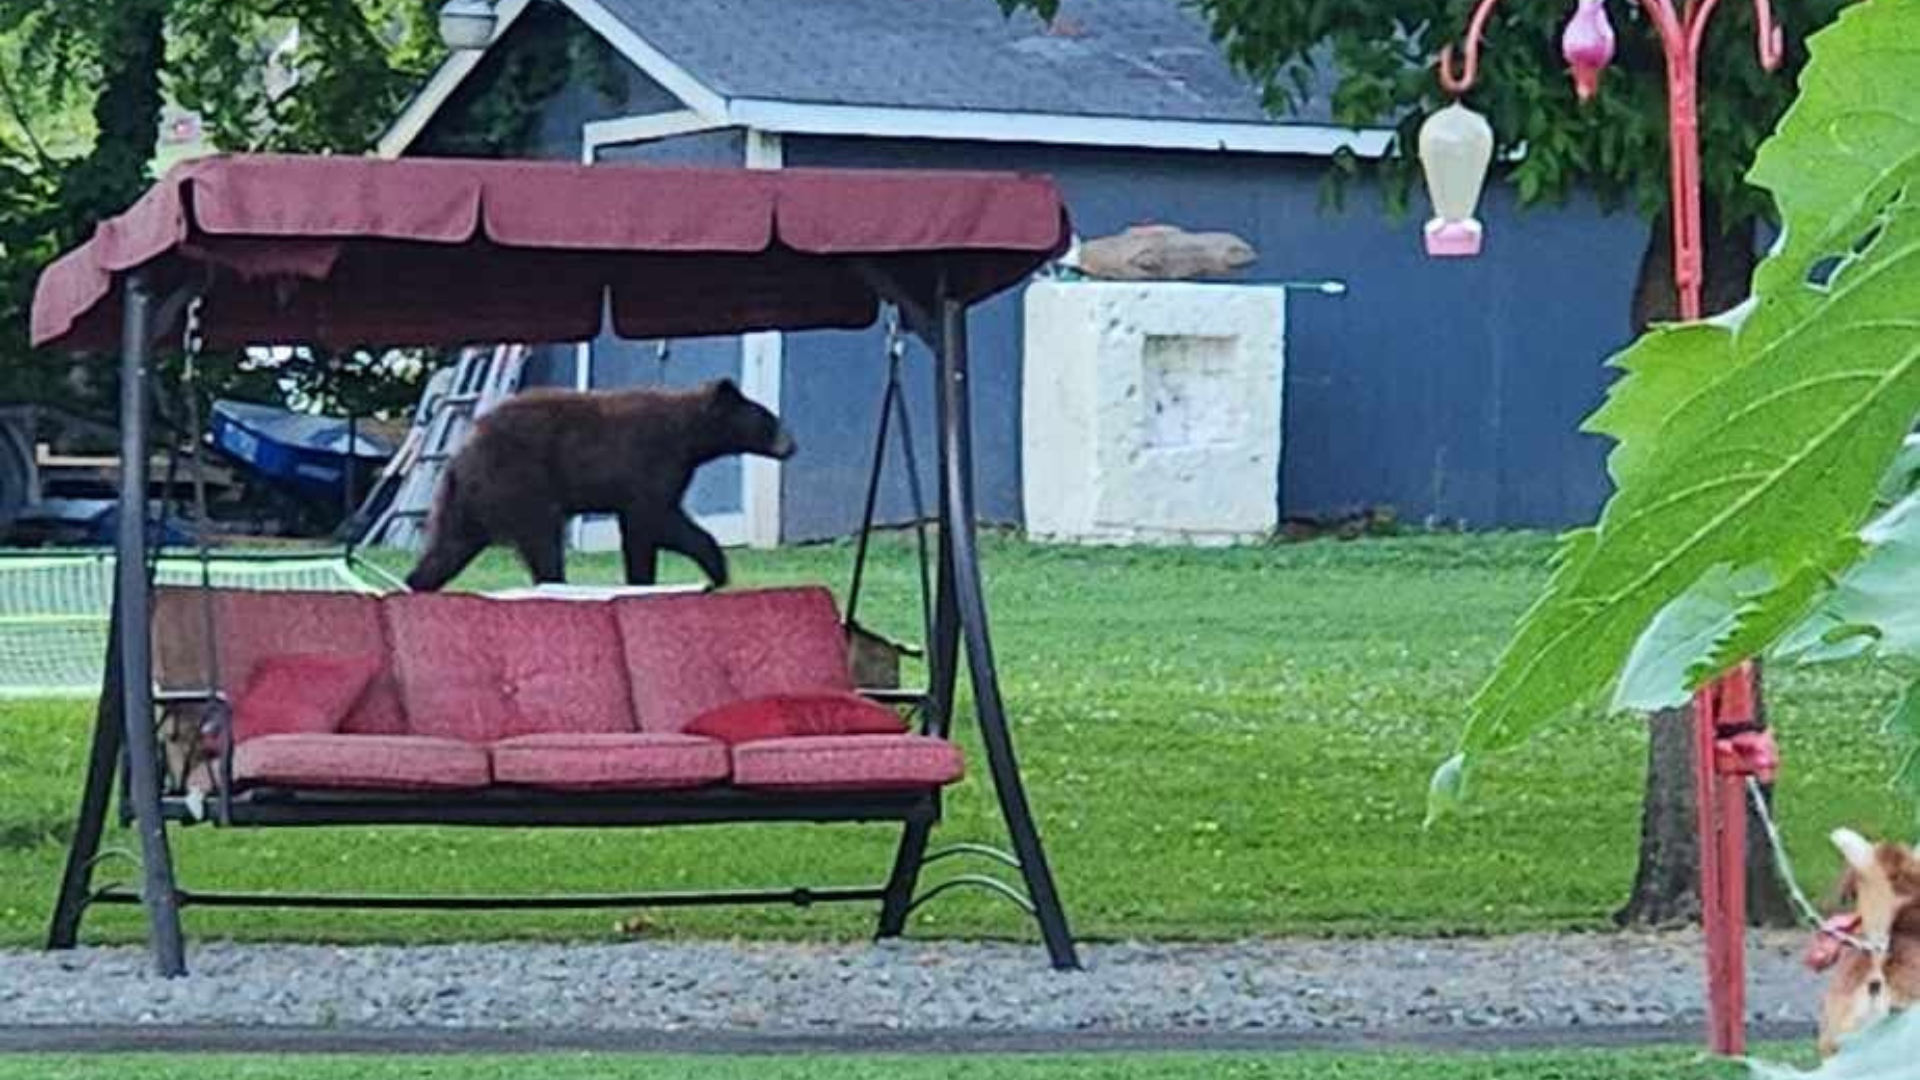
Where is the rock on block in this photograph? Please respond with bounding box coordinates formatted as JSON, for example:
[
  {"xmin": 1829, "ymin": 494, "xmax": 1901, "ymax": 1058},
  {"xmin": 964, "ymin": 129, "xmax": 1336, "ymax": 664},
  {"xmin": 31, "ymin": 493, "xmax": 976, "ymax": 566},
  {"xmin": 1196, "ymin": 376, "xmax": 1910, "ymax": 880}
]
[{"xmin": 1022, "ymin": 280, "xmax": 1286, "ymax": 545}]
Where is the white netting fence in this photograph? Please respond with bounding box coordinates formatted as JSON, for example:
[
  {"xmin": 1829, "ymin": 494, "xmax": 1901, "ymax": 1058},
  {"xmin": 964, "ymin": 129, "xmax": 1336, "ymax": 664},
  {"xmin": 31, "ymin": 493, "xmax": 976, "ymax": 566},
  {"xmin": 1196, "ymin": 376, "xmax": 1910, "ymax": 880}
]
[{"xmin": 0, "ymin": 551, "xmax": 387, "ymax": 698}]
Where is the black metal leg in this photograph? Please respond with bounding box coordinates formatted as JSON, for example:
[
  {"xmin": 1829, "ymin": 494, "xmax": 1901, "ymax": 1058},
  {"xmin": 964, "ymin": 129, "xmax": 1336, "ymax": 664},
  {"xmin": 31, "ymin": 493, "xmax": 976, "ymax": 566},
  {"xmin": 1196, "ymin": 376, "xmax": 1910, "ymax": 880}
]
[
  {"xmin": 47, "ymin": 612, "xmax": 126, "ymax": 949},
  {"xmin": 927, "ymin": 492, "xmax": 960, "ymax": 740},
  {"xmin": 116, "ymin": 272, "xmax": 187, "ymax": 977},
  {"xmin": 935, "ymin": 298, "xmax": 1079, "ymax": 971},
  {"xmin": 875, "ymin": 820, "xmax": 933, "ymax": 938}
]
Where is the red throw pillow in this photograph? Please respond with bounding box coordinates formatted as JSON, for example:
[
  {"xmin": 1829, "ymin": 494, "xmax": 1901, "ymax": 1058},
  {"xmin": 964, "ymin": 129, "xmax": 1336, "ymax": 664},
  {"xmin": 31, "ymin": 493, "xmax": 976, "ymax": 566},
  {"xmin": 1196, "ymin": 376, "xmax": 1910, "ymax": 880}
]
[
  {"xmin": 230, "ymin": 653, "xmax": 383, "ymax": 743},
  {"xmin": 685, "ymin": 692, "xmax": 907, "ymax": 744}
]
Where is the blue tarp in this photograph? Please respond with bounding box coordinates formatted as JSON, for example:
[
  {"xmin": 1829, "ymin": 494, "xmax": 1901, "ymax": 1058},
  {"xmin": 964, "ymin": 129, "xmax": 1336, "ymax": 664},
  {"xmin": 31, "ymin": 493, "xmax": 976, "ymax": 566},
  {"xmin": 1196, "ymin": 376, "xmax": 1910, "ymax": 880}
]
[{"xmin": 210, "ymin": 400, "xmax": 393, "ymax": 502}]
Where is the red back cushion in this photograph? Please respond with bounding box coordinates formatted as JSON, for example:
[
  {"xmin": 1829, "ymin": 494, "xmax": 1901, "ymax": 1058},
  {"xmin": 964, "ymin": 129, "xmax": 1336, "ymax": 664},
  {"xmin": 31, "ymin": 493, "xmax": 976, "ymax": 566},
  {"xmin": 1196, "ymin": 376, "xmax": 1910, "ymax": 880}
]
[
  {"xmin": 614, "ymin": 587, "xmax": 856, "ymax": 733},
  {"xmin": 382, "ymin": 593, "xmax": 636, "ymax": 743},
  {"xmin": 685, "ymin": 692, "xmax": 908, "ymax": 745},
  {"xmin": 230, "ymin": 653, "xmax": 382, "ymax": 742},
  {"xmin": 153, "ymin": 587, "xmax": 407, "ymax": 735}
]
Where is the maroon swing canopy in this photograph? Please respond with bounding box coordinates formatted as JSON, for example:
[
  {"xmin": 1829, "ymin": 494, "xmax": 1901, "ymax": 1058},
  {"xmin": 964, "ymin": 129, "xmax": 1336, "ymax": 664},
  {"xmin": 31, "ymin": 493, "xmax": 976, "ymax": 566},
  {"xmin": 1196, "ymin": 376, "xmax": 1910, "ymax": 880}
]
[{"xmin": 31, "ymin": 154, "xmax": 1071, "ymax": 353}]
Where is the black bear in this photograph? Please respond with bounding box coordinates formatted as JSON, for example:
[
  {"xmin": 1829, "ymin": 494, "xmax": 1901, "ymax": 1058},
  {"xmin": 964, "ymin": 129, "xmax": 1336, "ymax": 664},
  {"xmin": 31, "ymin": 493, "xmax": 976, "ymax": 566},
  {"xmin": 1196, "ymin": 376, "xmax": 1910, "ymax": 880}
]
[{"xmin": 404, "ymin": 378, "xmax": 795, "ymax": 591}]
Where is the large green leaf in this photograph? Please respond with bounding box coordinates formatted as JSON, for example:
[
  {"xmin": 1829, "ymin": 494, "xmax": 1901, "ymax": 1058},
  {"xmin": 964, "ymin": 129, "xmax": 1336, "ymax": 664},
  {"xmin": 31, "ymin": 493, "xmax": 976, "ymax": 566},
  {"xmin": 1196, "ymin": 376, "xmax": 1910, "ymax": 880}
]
[
  {"xmin": 1780, "ymin": 490, "xmax": 1920, "ymax": 664},
  {"xmin": 1438, "ymin": 0, "xmax": 1920, "ymax": 791},
  {"xmin": 1622, "ymin": 446, "xmax": 1920, "ymax": 707},
  {"xmin": 1612, "ymin": 563, "xmax": 1769, "ymax": 712}
]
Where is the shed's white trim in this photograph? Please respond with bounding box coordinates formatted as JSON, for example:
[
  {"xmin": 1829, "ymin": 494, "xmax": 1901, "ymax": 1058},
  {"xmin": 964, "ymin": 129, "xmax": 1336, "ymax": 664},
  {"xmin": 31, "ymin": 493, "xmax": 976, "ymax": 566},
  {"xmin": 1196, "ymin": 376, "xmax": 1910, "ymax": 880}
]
[
  {"xmin": 561, "ymin": 0, "xmax": 729, "ymax": 121},
  {"xmin": 739, "ymin": 129, "xmax": 786, "ymax": 549},
  {"xmin": 569, "ymin": 118, "xmax": 785, "ymax": 552},
  {"xmin": 726, "ymin": 99, "xmax": 1394, "ymax": 158},
  {"xmin": 582, "ymin": 110, "xmax": 730, "ymax": 147},
  {"xmin": 376, "ymin": 0, "xmax": 534, "ymax": 158}
]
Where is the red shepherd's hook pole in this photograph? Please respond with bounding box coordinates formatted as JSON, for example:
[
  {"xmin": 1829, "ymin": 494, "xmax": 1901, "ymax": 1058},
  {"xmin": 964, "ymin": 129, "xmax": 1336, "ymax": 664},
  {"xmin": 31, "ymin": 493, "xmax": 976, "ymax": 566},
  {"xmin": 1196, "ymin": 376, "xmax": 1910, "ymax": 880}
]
[{"xmin": 1435, "ymin": 0, "xmax": 1784, "ymax": 1057}]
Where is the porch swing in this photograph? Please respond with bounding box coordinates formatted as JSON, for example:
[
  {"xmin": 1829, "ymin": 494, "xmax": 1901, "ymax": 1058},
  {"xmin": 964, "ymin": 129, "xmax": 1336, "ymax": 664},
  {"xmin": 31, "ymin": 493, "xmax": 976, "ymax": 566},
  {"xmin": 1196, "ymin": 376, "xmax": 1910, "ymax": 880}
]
[{"xmin": 29, "ymin": 154, "xmax": 1080, "ymax": 976}]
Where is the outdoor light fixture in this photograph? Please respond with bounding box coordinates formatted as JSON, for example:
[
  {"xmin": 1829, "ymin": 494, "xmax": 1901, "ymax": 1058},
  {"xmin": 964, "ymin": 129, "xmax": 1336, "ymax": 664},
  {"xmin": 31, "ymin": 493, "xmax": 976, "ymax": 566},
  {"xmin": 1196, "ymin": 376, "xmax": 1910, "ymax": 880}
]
[
  {"xmin": 438, "ymin": 0, "xmax": 497, "ymax": 50},
  {"xmin": 1562, "ymin": 0, "xmax": 1617, "ymax": 102},
  {"xmin": 1417, "ymin": 103, "xmax": 1495, "ymax": 257}
]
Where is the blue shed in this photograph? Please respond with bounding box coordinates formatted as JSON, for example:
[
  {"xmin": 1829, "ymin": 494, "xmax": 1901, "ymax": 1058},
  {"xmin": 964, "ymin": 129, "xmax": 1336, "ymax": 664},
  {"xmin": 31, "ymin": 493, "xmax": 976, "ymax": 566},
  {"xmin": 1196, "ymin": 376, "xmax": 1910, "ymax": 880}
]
[{"xmin": 382, "ymin": 0, "xmax": 1647, "ymax": 545}]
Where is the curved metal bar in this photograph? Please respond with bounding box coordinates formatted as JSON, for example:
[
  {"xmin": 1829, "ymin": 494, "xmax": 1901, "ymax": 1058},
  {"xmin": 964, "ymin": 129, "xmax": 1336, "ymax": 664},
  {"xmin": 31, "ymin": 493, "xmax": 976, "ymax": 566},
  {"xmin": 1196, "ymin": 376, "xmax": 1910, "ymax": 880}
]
[
  {"xmin": 1437, "ymin": 0, "xmax": 1508, "ymax": 96},
  {"xmin": 842, "ymin": 337, "xmax": 899, "ymax": 629},
  {"xmin": 83, "ymin": 847, "xmax": 141, "ymax": 874},
  {"xmin": 85, "ymin": 882, "xmax": 138, "ymax": 910},
  {"xmin": 936, "ymin": 296, "xmax": 1079, "ymax": 970},
  {"xmin": 906, "ymin": 875, "xmax": 1037, "ymax": 918},
  {"xmin": 1684, "ymin": 0, "xmax": 1730, "ymax": 62},
  {"xmin": 923, "ymin": 842, "xmax": 1022, "ymax": 870},
  {"xmin": 1750, "ymin": 0, "xmax": 1785, "ymax": 71},
  {"xmin": 46, "ymin": 615, "xmax": 127, "ymax": 950},
  {"xmin": 1638, "ymin": 0, "xmax": 1690, "ymax": 64}
]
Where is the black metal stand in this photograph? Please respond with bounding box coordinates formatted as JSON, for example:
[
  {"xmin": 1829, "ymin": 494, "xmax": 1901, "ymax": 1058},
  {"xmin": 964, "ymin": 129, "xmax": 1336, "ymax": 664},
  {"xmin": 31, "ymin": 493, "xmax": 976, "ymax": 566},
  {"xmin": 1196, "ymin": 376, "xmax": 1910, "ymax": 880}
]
[
  {"xmin": 115, "ymin": 272, "xmax": 188, "ymax": 976},
  {"xmin": 930, "ymin": 295, "xmax": 1079, "ymax": 970},
  {"xmin": 45, "ymin": 610, "xmax": 126, "ymax": 949},
  {"xmin": 51, "ymin": 270, "xmax": 1078, "ymax": 976}
]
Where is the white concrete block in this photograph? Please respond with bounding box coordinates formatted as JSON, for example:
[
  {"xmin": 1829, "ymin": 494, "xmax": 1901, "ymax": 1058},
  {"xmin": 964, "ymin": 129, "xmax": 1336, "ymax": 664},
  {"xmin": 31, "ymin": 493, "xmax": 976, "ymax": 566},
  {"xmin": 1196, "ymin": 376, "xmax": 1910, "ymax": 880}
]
[{"xmin": 1022, "ymin": 280, "xmax": 1286, "ymax": 545}]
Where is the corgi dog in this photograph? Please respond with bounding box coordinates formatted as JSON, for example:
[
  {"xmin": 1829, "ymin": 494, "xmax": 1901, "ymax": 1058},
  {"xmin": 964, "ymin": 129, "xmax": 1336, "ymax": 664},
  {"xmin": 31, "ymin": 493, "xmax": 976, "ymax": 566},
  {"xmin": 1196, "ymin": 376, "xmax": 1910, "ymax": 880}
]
[{"xmin": 1809, "ymin": 829, "xmax": 1920, "ymax": 1056}]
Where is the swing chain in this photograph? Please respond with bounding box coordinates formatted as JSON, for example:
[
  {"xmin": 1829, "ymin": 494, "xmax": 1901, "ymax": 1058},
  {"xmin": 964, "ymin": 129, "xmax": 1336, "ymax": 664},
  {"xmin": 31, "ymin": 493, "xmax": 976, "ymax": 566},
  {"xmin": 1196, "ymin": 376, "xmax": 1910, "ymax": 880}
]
[
  {"xmin": 178, "ymin": 292, "xmax": 231, "ymax": 813},
  {"xmin": 182, "ymin": 295, "xmax": 205, "ymax": 378},
  {"xmin": 885, "ymin": 304, "xmax": 906, "ymax": 365}
]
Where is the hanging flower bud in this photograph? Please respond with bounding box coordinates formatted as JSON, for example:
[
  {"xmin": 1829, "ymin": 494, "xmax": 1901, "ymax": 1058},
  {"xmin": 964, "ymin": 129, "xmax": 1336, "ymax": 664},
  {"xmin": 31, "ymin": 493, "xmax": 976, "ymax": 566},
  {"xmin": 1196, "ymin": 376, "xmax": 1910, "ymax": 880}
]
[{"xmin": 1562, "ymin": 0, "xmax": 1616, "ymax": 102}]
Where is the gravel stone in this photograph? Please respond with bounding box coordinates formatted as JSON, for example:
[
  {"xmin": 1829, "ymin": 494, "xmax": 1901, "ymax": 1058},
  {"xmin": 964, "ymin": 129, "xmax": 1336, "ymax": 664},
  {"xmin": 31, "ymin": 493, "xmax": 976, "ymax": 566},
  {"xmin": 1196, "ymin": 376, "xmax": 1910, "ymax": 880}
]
[{"xmin": 0, "ymin": 931, "xmax": 1820, "ymax": 1035}]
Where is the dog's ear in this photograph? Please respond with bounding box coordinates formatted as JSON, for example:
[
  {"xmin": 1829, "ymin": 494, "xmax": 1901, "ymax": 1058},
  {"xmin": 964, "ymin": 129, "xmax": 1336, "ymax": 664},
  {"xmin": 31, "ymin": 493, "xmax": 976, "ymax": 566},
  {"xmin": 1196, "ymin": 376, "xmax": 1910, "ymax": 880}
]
[{"xmin": 1834, "ymin": 828, "xmax": 1878, "ymax": 874}]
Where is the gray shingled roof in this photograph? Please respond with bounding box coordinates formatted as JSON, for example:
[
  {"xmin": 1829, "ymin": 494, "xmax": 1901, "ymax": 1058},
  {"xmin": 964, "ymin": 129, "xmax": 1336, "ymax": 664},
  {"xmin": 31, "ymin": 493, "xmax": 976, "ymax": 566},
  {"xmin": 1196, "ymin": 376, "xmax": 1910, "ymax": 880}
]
[{"xmin": 591, "ymin": 0, "xmax": 1338, "ymax": 126}]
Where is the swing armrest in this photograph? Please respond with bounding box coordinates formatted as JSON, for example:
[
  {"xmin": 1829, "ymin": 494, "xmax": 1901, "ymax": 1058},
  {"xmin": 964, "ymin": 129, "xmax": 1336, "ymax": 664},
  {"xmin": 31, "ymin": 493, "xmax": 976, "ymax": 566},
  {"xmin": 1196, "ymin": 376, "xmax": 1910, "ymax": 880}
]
[
  {"xmin": 858, "ymin": 688, "xmax": 928, "ymax": 708},
  {"xmin": 155, "ymin": 687, "xmax": 230, "ymax": 706}
]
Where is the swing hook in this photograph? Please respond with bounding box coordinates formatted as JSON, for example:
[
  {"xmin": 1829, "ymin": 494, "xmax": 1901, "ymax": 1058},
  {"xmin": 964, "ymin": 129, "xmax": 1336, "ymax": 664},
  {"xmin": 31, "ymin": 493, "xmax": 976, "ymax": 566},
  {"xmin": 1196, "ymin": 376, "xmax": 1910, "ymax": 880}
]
[{"xmin": 884, "ymin": 304, "xmax": 906, "ymax": 366}]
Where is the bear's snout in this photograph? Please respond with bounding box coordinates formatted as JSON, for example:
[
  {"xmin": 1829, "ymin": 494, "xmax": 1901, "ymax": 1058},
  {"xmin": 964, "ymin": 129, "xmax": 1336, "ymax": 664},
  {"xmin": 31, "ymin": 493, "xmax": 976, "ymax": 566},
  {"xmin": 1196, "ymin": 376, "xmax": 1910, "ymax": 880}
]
[{"xmin": 768, "ymin": 427, "xmax": 798, "ymax": 460}]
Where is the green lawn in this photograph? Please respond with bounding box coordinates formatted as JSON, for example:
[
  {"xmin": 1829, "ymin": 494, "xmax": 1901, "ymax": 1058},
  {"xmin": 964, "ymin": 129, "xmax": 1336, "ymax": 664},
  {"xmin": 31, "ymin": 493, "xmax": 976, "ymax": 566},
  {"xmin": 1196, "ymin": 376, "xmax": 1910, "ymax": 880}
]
[
  {"xmin": 0, "ymin": 1049, "xmax": 1781, "ymax": 1080},
  {"xmin": 0, "ymin": 533, "xmax": 1908, "ymax": 946}
]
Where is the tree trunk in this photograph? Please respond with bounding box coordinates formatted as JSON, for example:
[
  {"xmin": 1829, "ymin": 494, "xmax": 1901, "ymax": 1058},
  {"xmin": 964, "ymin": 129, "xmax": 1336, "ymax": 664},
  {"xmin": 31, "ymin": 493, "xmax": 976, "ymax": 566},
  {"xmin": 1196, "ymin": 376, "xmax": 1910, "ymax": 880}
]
[
  {"xmin": 62, "ymin": 0, "xmax": 168, "ymax": 241},
  {"xmin": 1615, "ymin": 201, "xmax": 1796, "ymax": 929},
  {"xmin": 53, "ymin": 0, "xmax": 168, "ymax": 410}
]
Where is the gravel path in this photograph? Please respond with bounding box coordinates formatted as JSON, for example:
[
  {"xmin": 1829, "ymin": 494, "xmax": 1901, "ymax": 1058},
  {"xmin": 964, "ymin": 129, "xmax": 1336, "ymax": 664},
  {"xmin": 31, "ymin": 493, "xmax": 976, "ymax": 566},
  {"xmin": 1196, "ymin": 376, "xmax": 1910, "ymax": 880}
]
[{"xmin": 0, "ymin": 931, "xmax": 1823, "ymax": 1040}]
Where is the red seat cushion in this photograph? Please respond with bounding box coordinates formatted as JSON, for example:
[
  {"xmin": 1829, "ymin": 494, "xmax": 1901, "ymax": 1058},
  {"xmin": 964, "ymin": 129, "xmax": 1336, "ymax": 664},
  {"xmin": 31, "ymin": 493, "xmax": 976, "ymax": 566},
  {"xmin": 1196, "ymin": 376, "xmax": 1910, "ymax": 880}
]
[
  {"xmin": 231, "ymin": 734, "xmax": 490, "ymax": 791},
  {"xmin": 489, "ymin": 732, "xmax": 729, "ymax": 791},
  {"xmin": 383, "ymin": 594, "xmax": 636, "ymax": 743},
  {"xmin": 730, "ymin": 734, "xmax": 964, "ymax": 792},
  {"xmin": 230, "ymin": 653, "xmax": 382, "ymax": 743},
  {"xmin": 153, "ymin": 587, "xmax": 408, "ymax": 735},
  {"xmin": 614, "ymin": 587, "xmax": 855, "ymax": 733},
  {"xmin": 686, "ymin": 692, "xmax": 906, "ymax": 745}
]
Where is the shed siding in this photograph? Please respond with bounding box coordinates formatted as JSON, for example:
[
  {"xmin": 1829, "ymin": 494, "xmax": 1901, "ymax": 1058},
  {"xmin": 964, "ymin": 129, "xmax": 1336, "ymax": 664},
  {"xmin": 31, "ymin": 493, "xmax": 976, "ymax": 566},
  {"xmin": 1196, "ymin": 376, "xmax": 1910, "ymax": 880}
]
[
  {"xmin": 774, "ymin": 135, "xmax": 1645, "ymax": 539},
  {"xmin": 417, "ymin": 30, "xmax": 1649, "ymax": 541}
]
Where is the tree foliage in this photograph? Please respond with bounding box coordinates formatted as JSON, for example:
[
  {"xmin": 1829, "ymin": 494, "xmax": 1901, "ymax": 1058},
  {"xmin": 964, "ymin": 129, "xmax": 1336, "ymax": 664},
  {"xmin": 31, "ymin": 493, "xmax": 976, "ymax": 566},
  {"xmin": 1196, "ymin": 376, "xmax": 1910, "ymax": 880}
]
[
  {"xmin": 0, "ymin": 0, "xmax": 446, "ymax": 423},
  {"xmin": 1431, "ymin": 0, "xmax": 1920, "ymax": 815},
  {"xmin": 1003, "ymin": 0, "xmax": 1847, "ymax": 224}
]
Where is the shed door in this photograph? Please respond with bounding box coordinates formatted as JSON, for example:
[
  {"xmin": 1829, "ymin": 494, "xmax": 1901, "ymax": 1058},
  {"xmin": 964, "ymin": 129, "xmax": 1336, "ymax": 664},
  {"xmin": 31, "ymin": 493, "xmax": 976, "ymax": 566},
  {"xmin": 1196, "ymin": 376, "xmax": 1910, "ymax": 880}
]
[
  {"xmin": 574, "ymin": 133, "xmax": 753, "ymax": 554},
  {"xmin": 574, "ymin": 330, "xmax": 749, "ymax": 550}
]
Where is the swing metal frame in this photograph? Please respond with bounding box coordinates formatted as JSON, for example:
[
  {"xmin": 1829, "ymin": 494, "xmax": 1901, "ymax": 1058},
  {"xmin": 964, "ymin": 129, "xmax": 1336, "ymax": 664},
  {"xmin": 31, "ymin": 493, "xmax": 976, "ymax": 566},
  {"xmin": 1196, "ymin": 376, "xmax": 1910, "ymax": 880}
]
[{"xmin": 31, "ymin": 155, "xmax": 1081, "ymax": 976}]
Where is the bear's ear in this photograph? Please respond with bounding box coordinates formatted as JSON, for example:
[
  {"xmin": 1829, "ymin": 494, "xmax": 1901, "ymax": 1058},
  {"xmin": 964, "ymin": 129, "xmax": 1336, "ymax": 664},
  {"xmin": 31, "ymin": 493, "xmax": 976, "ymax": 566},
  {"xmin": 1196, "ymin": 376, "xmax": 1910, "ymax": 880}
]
[{"xmin": 709, "ymin": 377, "xmax": 744, "ymax": 403}]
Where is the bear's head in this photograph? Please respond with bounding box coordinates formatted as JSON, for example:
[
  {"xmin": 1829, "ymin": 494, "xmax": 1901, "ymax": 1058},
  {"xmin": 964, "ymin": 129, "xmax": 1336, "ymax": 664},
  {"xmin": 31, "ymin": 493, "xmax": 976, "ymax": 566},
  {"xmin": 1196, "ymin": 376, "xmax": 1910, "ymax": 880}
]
[{"xmin": 706, "ymin": 378, "xmax": 797, "ymax": 460}]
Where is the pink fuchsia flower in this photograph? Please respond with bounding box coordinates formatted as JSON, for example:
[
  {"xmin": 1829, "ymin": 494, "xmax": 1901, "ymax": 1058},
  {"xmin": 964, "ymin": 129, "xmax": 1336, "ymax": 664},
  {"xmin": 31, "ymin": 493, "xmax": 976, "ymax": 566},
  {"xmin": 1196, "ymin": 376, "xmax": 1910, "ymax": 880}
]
[{"xmin": 1562, "ymin": 0, "xmax": 1616, "ymax": 102}]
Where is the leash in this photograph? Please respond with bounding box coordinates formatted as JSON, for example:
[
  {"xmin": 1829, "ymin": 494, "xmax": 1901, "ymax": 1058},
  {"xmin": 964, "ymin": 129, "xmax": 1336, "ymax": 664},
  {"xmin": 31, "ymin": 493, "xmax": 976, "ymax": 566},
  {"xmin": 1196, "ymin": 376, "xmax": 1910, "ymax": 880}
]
[{"xmin": 1744, "ymin": 776, "xmax": 1887, "ymax": 959}]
